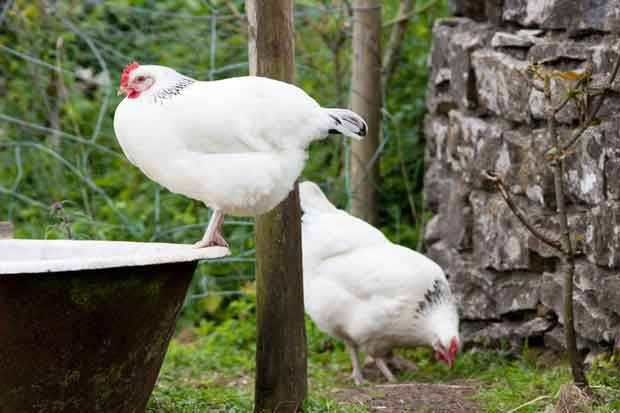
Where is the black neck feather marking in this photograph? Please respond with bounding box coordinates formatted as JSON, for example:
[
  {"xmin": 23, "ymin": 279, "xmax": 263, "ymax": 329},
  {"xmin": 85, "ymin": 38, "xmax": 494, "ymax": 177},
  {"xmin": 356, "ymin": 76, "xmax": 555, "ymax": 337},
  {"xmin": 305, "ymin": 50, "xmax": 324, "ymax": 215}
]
[
  {"xmin": 413, "ymin": 278, "xmax": 452, "ymax": 319},
  {"xmin": 153, "ymin": 78, "xmax": 195, "ymax": 103}
]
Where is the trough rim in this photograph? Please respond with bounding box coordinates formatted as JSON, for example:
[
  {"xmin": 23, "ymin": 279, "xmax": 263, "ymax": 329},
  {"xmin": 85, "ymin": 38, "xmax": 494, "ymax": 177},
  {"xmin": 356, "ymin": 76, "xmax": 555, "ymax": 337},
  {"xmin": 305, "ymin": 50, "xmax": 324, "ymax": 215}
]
[{"xmin": 0, "ymin": 239, "xmax": 230, "ymax": 275}]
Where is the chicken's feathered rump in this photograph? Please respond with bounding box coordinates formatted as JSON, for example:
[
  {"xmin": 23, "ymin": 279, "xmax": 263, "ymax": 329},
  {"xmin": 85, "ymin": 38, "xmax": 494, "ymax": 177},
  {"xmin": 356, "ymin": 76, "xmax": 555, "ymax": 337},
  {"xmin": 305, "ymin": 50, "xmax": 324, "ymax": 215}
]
[{"xmin": 113, "ymin": 62, "xmax": 366, "ymax": 247}]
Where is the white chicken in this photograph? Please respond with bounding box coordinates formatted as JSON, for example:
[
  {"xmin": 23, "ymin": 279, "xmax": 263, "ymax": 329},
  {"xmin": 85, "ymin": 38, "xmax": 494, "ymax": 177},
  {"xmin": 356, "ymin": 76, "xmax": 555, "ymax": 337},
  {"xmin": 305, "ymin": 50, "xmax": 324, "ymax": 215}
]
[
  {"xmin": 113, "ymin": 62, "xmax": 366, "ymax": 247},
  {"xmin": 300, "ymin": 181, "xmax": 460, "ymax": 384}
]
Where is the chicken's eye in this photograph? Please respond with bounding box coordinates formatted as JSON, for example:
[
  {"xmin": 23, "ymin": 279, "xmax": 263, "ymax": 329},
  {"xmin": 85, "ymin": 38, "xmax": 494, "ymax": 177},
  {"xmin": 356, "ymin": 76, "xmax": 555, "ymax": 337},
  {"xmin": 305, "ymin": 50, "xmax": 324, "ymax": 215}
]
[{"xmin": 136, "ymin": 76, "xmax": 146, "ymax": 82}]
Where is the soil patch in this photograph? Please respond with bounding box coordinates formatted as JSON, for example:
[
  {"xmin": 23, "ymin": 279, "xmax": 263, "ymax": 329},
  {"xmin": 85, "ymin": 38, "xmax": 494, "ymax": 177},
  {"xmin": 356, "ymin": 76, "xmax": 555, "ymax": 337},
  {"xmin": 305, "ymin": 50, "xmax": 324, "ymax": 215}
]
[{"xmin": 332, "ymin": 381, "xmax": 481, "ymax": 413}]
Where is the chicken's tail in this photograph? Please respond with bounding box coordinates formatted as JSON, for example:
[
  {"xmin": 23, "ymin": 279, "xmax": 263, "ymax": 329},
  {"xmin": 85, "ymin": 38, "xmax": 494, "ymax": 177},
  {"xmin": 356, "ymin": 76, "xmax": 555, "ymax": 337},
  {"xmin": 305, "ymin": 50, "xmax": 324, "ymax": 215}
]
[
  {"xmin": 299, "ymin": 181, "xmax": 338, "ymax": 214},
  {"xmin": 324, "ymin": 108, "xmax": 367, "ymax": 140}
]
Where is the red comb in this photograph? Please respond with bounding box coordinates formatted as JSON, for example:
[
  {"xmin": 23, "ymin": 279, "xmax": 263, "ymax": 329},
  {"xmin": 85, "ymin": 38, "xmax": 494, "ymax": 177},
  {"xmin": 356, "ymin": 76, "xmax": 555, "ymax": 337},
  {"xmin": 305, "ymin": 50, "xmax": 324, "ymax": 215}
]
[
  {"xmin": 120, "ymin": 61, "xmax": 140, "ymax": 87},
  {"xmin": 450, "ymin": 337, "xmax": 459, "ymax": 354}
]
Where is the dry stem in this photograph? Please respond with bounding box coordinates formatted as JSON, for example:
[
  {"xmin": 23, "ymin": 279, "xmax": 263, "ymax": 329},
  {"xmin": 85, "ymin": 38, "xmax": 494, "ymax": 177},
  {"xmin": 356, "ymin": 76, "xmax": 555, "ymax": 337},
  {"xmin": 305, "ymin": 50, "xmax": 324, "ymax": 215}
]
[
  {"xmin": 562, "ymin": 53, "xmax": 620, "ymax": 151},
  {"xmin": 481, "ymin": 170, "xmax": 563, "ymax": 252}
]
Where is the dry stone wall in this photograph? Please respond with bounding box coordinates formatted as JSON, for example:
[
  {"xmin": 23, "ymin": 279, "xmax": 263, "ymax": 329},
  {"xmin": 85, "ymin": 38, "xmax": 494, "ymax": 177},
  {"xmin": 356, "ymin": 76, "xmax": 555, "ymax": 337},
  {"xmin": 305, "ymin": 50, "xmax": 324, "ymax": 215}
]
[{"xmin": 424, "ymin": 0, "xmax": 620, "ymax": 355}]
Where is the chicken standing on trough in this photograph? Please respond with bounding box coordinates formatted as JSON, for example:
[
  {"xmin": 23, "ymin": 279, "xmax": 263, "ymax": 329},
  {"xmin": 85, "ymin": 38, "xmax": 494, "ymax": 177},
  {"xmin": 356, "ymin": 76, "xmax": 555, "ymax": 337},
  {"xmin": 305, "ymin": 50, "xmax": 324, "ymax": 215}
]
[
  {"xmin": 113, "ymin": 62, "xmax": 367, "ymax": 247},
  {"xmin": 300, "ymin": 181, "xmax": 460, "ymax": 384}
]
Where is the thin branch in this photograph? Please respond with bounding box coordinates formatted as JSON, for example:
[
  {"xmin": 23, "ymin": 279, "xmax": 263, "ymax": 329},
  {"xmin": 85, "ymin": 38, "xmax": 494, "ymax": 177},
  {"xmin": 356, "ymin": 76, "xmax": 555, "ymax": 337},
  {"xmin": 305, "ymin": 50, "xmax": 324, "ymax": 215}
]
[
  {"xmin": 552, "ymin": 73, "xmax": 589, "ymax": 116},
  {"xmin": 384, "ymin": 109, "xmax": 418, "ymax": 223},
  {"xmin": 396, "ymin": 129, "xmax": 417, "ymax": 222},
  {"xmin": 507, "ymin": 395, "xmax": 552, "ymax": 413},
  {"xmin": 481, "ymin": 170, "xmax": 563, "ymax": 252},
  {"xmin": 224, "ymin": 1, "xmax": 244, "ymax": 20},
  {"xmin": 545, "ymin": 67, "xmax": 588, "ymax": 390},
  {"xmin": 562, "ymin": 51, "xmax": 620, "ymax": 151},
  {"xmin": 382, "ymin": 0, "xmax": 439, "ymax": 26},
  {"xmin": 381, "ymin": 0, "xmax": 415, "ymax": 93},
  {"xmin": 347, "ymin": 124, "xmax": 392, "ymax": 195}
]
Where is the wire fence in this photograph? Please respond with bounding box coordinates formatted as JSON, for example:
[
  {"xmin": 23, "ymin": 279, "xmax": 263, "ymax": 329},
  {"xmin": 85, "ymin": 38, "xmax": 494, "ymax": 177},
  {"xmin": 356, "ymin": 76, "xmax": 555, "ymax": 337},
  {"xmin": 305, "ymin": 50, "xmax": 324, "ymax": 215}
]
[{"xmin": 0, "ymin": 0, "xmax": 434, "ymax": 304}]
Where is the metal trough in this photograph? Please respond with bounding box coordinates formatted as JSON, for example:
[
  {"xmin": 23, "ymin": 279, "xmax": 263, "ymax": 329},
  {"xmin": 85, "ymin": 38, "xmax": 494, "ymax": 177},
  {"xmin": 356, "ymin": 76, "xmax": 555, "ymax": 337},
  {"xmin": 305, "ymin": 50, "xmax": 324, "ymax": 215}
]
[{"xmin": 0, "ymin": 240, "xmax": 228, "ymax": 413}]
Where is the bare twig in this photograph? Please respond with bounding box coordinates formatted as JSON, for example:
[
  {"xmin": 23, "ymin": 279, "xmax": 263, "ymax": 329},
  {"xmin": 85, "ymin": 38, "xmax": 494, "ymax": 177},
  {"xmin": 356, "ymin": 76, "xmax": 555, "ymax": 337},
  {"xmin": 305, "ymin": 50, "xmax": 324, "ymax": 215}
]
[
  {"xmin": 224, "ymin": 1, "xmax": 243, "ymax": 20},
  {"xmin": 416, "ymin": 195, "xmax": 427, "ymax": 251},
  {"xmin": 382, "ymin": 0, "xmax": 415, "ymax": 93},
  {"xmin": 507, "ymin": 395, "xmax": 552, "ymax": 413},
  {"xmin": 304, "ymin": 6, "xmax": 348, "ymax": 106},
  {"xmin": 562, "ymin": 52, "xmax": 620, "ymax": 151},
  {"xmin": 552, "ymin": 70, "xmax": 590, "ymax": 116},
  {"xmin": 396, "ymin": 131, "xmax": 418, "ymax": 222},
  {"xmin": 385, "ymin": 109, "xmax": 418, "ymax": 224},
  {"xmin": 521, "ymin": 51, "xmax": 619, "ymax": 391},
  {"xmin": 382, "ymin": 0, "xmax": 439, "ymax": 26},
  {"xmin": 527, "ymin": 62, "xmax": 590, "ymax": 117},
  {"xmin": 482, "ymin": 170, "xmax": 563, "ymax": 252},
  {"xmin": 545, "ymin": 68, "xmax": 588, "ymax": 390}
]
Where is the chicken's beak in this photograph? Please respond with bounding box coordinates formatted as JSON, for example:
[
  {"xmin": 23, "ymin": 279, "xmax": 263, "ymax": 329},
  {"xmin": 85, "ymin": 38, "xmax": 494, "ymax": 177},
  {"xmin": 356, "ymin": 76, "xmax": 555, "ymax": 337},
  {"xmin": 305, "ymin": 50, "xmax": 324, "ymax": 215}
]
[{"xmin": 117, "ymin": 86, "xmax": 126, "ymax": 96}]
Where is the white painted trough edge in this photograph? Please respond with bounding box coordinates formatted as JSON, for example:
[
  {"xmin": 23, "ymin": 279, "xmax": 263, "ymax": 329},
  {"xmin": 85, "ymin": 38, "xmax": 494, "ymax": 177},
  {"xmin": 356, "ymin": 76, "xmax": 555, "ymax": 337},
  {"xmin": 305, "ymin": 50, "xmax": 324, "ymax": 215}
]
[{"xmin": 0, "ymin": 239, "xmax": 230, "ymax": 274}]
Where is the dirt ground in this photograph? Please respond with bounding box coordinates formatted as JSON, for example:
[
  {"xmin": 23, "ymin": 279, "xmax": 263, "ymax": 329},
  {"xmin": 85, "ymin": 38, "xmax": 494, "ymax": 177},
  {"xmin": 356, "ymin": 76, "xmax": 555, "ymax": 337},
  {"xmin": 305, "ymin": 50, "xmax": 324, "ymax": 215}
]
[
  {"xmin": 328, "ymin": 359, "xmax": 482, "ymax": 413},
  {"xmin": 332, "ymin": 381, "xmax": 481, "ymax": 413}
]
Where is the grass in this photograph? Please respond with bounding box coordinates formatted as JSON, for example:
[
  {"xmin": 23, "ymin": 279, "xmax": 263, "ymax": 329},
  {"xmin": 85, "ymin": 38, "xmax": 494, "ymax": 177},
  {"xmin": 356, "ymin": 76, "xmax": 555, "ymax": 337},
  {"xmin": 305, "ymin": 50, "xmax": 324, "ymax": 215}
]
[
  {"xmin": 397, "ymin": 345, "xmax": 620, "ymax": 413},
  {"xmin": 147, "ymin": 297, "xmax": 370, "ymax": 412},
  {"xmin": 148, "ymin": 296, "xmax": 620, "ymax": 412}
]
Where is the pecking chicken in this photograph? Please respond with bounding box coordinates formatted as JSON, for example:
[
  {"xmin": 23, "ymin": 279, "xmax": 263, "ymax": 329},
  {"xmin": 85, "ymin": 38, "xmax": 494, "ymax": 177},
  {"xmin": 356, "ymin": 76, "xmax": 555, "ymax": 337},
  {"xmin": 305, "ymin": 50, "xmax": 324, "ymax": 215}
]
[
  {"xmin": 300, "ymin": 181, "xmax": 460, "ymax": 384},
  {"xmin": 113, "ymin": 62, "xmax": 366, "ymax": 247}
]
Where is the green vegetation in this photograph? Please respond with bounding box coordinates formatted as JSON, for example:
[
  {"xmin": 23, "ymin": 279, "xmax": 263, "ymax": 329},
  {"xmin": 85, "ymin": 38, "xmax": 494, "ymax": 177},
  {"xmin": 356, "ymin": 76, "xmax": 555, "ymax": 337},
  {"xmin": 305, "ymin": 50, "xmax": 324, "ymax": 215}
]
[
  {"xmin": 148, "ymin": 295, "xmax": 369, "ymax": 412},
  {"xmin": 0, "ymin": 0, "xmax": 445, "ymax": 322},
  {"xmin": 401, "ymin": 346, "xmax": 620, "ymax": 413},
  {"xmin": 150, "ymin": 295, "xmax": 620, "ymax": 412},
  {"xmin": 4, "ymin": 2, "xmax": 619, "ymax": 412}
]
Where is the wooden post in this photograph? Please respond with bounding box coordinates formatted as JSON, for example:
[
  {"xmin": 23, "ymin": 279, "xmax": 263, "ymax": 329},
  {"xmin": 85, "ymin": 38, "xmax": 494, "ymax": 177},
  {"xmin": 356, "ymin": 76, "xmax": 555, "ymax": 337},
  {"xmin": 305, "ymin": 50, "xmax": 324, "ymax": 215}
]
[
  {"xmin": 0, "ymin": 221, "xmax": 13, "ymax": 239},
  {"xmin": 246, "ymin": 1, "xmax": 308, "ymax": 412},
  {"xmin": 350, "ymin": 0, "xmax": 381, "ymax": 225}
]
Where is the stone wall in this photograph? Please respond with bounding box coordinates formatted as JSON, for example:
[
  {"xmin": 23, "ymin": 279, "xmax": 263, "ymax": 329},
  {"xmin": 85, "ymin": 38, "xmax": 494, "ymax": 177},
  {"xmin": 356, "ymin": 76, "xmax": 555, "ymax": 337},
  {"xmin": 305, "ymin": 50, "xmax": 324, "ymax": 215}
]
[{"xmin": 424, "ymin": 0, "xmax": 620, "ymax": 355}]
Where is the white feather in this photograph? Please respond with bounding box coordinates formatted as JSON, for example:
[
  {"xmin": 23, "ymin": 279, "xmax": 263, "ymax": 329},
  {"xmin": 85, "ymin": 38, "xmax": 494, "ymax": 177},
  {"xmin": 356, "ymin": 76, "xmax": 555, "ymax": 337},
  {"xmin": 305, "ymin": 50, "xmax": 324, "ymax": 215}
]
[{"xmin": 300, "ymin": 181, "xmax": 459, "ymax": 359}]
